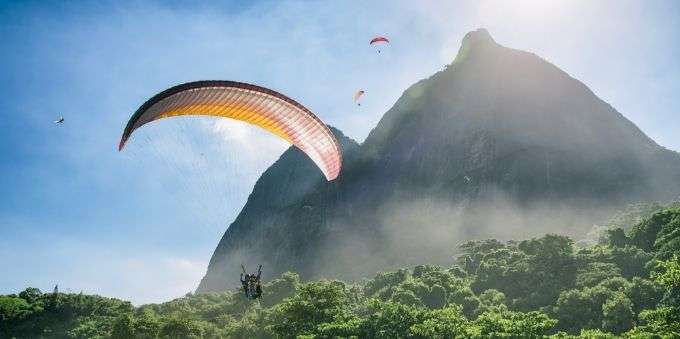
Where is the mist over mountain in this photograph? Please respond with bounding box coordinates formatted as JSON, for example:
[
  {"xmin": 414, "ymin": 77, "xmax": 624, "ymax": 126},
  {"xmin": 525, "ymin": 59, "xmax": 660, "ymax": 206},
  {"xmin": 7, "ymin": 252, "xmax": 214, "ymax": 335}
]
[{"xmin": 197, "ymin": 29, "xmax": 680, "ymax": 293}]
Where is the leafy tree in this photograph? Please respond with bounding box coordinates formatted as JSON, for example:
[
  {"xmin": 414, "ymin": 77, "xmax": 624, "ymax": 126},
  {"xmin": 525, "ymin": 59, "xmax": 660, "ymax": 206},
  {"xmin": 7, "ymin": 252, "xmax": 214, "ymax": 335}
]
[
  {"xmin": 629, "ymin": 208, "xmax": 680, "ymax": 254},
  {"xmin": 0, "ymin": 296, "xmax": 32, "ymax": 322},
  {"xmin": 553, "ymin": 288, "xmax": 600, "ymax": 332},
  {"xmin": 447, "ymin": 286, "xmax": 480, "ymax": 318},
  {"xmin": 364, "ymin": 269, "xmax": 409, "ymax": 298},
  {"xmin": 159, "ymin": 317, "xmax": 203, "ymax": 339},
  {"xmin": 66, "ymin": 316, "xmax": 112, "ymax": 339},
  {"xmin": 133, "ymin": 310, "xmax": 161, "ymax": 339},
  {"xmin": 458, "ymin": 239, "xmax": 507, "ymax": 274},
  {"xmin": 410, "ymin": 305, "xmax": 473, "ymax": 338},
  {"xmin": 649, "ymin": 208, "xmax": 680, "ymax": 261},
  {"xmin": 260, "ymin": 272, "xmax": 299, "ymax": 308},
  {"xmin": 634, "ymin": 306, "xmax": 680, "ymax": 336},
  {"xmin": 475, "ymin": 289, "xmax": 506, "ymax": 315},
  {"xmin": 390, "ymin": 289, "xmax": 424, "ymax": 307},
  {"xmin": 601, "ymin": 293, "xmax": 634, "ymax": 334},
  {"xmin": 575, "ymin": 263, "xmax": 621, "ymax": 288},
  {"xmin": 316, "ymin": 315, "xmax": 363, "ymax": 338},
  {"xmin": 605, "ymin": 228, "xmax": 629, "ymax": 247},
  {"xmin": 225, "ymin": 308, "xmax": 270, "ymax": 339},
  {"xmin": 609, "ymin": 245, "xmax": 652, "ymax": 279},
  {"xmin": 18, "ymin": 287, "xmax": 43, "ymax": 304},
  {"xmin": 111, "ymin": 314, "xmax": 135, "ymax": 339},
  {"xmin": 624, "ymin": 277, "xmax": 664, "ymax": 314},
  {"xmin": 516, "ymin": 234, "xmax": 578, "ymax": 310},
  {"xmin": 423, "ymin": 284, "xmax": 447, "ymax": 309},
  {"xmin": 608, "ymin": 203, "xmax": 666, "ymax": 230},
  {"xmin": 474, "ymin": 309, "xmax": 557, "ymax": 337},
  {"xmin": 266, "ymin": 280, "xmax": 351, "ymax": 337},
  {"xmin": 652, "ymin": 255, "xmax": 680, "ymax": 306},
  {"xmin": 357, "ymin": 300, "xmax": 426, "ymax": 338}
]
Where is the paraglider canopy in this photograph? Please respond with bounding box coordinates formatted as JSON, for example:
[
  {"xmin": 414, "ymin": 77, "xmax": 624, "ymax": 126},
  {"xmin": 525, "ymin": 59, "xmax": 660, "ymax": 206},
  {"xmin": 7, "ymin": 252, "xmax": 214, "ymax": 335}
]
[
  {"xmin": 369, "ymin": 36, "xmax": 389, "ymax": 45},
  {"xmin": 353, "ymin": 90, "xmax": 365, "ymax": 106},
  {"xmin": 119, "ymin": 80, "xmax": 342, "ymax": 181},
  {"xmin": 369, "ymin": 36, "xmax": 389, "ymax": 53}
]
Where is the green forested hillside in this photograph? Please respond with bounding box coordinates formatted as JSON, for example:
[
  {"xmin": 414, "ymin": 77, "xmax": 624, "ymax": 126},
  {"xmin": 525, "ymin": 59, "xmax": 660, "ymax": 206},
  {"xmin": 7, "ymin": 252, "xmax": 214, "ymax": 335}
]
[{"xmin": 2, "ymin": 205, "xmax": 679, "ymax": 338}]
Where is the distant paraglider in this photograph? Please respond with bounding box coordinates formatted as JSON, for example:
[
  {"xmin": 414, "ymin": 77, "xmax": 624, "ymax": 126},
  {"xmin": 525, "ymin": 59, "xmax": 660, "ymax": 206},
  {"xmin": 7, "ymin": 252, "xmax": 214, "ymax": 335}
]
[
  {"xmin": 119, "ymin": 80, "xmax": 343, "ymax": 181},
  {"xmin": 369, "ymin": 36, "xmax": 389, "ymax": 53},
  {"xmin": 354, "ymin": 90, "xmax": 365, "ymax": 106}
]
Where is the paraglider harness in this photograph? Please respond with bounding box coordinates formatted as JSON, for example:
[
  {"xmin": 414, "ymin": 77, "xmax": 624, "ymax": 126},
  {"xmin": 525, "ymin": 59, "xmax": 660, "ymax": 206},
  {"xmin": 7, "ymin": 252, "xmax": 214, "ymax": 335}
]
[{"xmin": 240, "ymin": 264, "xmax": 262, "ymax": 300}]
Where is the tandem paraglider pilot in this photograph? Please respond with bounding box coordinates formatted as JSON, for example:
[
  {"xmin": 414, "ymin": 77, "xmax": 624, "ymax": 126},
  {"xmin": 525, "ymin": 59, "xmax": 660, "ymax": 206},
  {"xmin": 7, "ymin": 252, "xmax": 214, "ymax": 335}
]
[{"xmin": 240, "ymin": 264, "xmax": 262, "ymax": 300}]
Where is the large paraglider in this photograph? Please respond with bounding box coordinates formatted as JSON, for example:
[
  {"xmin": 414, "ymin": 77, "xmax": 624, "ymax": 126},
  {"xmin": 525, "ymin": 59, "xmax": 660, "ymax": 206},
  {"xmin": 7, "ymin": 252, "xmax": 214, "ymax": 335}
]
[
  {"xmin": 119, "ymin": 80, "xmax": 342, "ymax": 181},
  {"xmin": 369, "ymin": 36, "xmax": 389, "ymax": 53},
  {"xmin": 353, "ymin": 90, "xmax": 365, "ymax": 106}
]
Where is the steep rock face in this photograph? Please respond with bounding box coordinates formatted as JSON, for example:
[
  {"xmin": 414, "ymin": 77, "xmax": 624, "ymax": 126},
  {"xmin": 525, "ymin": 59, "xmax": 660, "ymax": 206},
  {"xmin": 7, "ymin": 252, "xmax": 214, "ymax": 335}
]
[
  {"xmin": 197, "ymin": 127, "xmax": 360, "ymax": 292},
  {"xmin": 358, "ymin": 29, "xmax": 667, "ymax": 203},
  {"xmin": 197, "ymin": 29, "xmax": 680, "ymax": 292}
]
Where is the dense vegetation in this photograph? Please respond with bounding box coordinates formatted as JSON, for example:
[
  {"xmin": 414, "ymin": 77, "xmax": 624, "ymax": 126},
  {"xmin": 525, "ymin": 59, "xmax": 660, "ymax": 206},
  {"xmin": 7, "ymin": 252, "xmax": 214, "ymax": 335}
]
[{"xmin": 2, "ymin": 204, "xmax": 679, "ymax": 338}]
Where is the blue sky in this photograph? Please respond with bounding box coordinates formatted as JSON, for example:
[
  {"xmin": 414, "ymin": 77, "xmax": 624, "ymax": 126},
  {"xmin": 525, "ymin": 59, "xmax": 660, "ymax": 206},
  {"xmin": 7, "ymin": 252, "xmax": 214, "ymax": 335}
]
[{"xmin": 1, "ymin": 0, "xmax": 678, "ymax": 304}]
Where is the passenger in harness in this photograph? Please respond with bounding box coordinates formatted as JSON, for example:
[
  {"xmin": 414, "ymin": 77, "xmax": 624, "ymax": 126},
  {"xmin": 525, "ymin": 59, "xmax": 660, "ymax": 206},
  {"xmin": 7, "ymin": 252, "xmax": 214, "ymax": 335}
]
[{"xmin": 240, "ymin": 264, "xmax": 262, "ymax": 299}]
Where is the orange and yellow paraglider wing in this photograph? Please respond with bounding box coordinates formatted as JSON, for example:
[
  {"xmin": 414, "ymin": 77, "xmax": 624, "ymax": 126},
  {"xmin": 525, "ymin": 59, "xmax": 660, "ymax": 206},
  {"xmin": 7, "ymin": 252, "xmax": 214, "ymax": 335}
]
[{"xmin": 119, "ymin": 81, "xmax": 342, "ymax": 180}]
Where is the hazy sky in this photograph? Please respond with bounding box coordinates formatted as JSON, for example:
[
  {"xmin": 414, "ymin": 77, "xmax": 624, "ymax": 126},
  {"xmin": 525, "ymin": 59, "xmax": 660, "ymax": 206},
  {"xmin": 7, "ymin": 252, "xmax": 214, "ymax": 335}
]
[{"xmin": 1, "ymin": 0, "xmax": 678, "ymax": 304}]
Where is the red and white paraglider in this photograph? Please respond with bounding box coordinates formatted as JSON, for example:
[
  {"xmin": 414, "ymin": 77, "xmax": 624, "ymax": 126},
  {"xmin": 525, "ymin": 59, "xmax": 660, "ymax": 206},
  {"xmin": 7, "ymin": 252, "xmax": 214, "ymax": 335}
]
[{"xmin": 369, "ymin": 36, "xmax": 389, "ymax": 53}]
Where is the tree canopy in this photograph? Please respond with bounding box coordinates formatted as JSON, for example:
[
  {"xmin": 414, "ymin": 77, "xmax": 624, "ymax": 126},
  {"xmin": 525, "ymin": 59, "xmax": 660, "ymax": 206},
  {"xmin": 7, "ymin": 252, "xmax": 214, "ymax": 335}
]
[{"xmin": 2, "ymin": 205, "xmax": 679, "ymax": 338}]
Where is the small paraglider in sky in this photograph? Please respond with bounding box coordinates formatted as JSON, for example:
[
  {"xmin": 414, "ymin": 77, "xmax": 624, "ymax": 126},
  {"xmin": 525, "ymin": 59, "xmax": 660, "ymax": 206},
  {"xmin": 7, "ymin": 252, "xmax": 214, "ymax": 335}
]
[
  {"xmin": 354, "ymin": 90, "xmax": 365, "ymax": 106},
  {"xmin": 369, "ymin": 36, "xmax": 389, "ymax": 53},
  {"xmin": 54, "ymin": 116, "xmax": 64, "ymax": 124}
]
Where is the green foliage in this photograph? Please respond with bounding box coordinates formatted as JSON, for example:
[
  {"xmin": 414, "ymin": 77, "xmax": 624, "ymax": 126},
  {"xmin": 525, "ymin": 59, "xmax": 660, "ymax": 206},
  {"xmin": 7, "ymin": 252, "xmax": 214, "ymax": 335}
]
[
  {"xmin": 629, "ymin": 208, "xmax": 680, "ymax": 255},
  {"xmin": 651, "ymin": 255, "xmax": 680, "ymax": 308},
  {"xmin": 609, "ymin": 245, "xmax": 652, "ymax": 279},
  {"xmin": 553, "ymin": 287, "xmax": 603, "ymax": 332},
  {"xmin": 410, "ymin": 305, "xmax": 472, "ymax": 338},
  {"xmin": 624, "ymin": 277, "xmax": 664, "ymax": 314},
  {"xmin": 606, "ymin": 228, "xmax": 629, "ymax": 247},
  {"xmin": 0, "ymin": 295, "xmax": 32, "ymax": 322},
  {"xmin": 601, "ymin": 293, "xmax": 634, "ymax": 334},
  {"xmin": 4, "ymin": 207, "xmax": 680, "ymax": 338},
  {"xmin": 607, "ymin": 202, "xmax": 666, "ymax": 232},
  {"xmin": 134, "ymin": 310, "xmax": 162, "ymax": 339},
  {"xmin": 159, "ymin": 317, "xmax": 204, "ymax": 338},
  {"xmin": 265, "ymin": 280, "xmax": 352, "ymax": 337},
  {"xmin": 364, "ymin": 268, "xmax": 410, "ymax": 298},
  {"xmin": 260, "ymin": 272, "xmax": 299, "ymax": 308},
  {"xmin": 575, "ymin": 262, "xmax": 621, "ymax": 288},
  {"xmin": 633, "ymin": 306, "xmax": 680, "ymax": 336},
  {"xmin": 356, "ymin": 299, "xmax": 427, "ymax": 338},
  {"xmin": 652, "ymin": 255, "xmax": 680, "ymax": 290},
  {"xmin": 474, "ymin": 308, "xmax": 557, "ymax": 337},
  {"xmin": 111, "ymin": 314, "xmax": 135, "ymax": 339}
]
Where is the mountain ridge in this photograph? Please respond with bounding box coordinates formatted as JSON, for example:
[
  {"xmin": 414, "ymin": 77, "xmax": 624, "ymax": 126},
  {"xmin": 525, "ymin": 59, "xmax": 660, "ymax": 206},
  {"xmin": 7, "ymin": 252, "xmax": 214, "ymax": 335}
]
[{"xmin": 197, "ymin": 29, "xmax": 680, "ymax": 293}]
